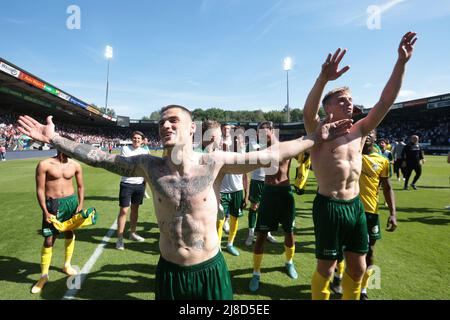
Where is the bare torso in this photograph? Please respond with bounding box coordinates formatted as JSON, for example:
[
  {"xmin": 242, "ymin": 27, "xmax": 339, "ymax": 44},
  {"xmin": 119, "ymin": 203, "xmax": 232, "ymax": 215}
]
[
  {"xmin": 310, "ymin": 127, "xmax": 364, "ymax": 200},
  {"xmin": 142, "ymin": 153, "xmax": 223, "ymax": 266},
  {"xmin": 42, "ymin": 158, "xmax": 77, "ymax": 198},
  {"xmin": 265, "ymin": 159, "xmax": 291, "ymax": 186}
]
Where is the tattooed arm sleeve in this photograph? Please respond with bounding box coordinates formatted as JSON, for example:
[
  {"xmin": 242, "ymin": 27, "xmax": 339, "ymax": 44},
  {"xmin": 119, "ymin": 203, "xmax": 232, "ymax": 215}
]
[{"xmin": 51, "ymin": 136, "xmax": 147, "ymax": 177}]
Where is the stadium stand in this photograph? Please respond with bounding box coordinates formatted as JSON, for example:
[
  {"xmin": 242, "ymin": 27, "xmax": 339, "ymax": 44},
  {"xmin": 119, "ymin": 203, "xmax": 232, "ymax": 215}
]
[{"xmin": 1, "ymin": 57, "xmax": 448, "ymax": 155}]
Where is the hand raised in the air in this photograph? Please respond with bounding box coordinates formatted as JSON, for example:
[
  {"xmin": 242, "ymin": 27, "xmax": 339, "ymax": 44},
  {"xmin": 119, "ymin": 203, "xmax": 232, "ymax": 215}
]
[
  {"xmin": 319, "ymin": 48, "xmax": 350, "ymax": 82},
  {"xmin": 17, "ymin": 115, "xmax": 55, "ymax": 144}
]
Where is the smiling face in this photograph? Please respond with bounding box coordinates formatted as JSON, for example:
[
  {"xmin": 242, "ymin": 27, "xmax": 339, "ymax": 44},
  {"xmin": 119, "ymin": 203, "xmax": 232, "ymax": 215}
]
[
  {"xmin": 131, "ymin": 133, "xmax": 144, "ymax": 149},
  {"xmin": 159, "ymin": 106, "xmax": 195, "ymax": 148},
  {"xmin": 363, "ymin": 129, "xmax": 377, "ymax": 154},
  {"xmin": 323, "ymin": 88, "xmax": 354, "ymax": 120}
]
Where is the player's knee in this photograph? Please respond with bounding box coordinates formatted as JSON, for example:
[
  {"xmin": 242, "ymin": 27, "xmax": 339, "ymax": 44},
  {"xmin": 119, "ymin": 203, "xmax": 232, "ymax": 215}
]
[
  {"xmin": 317, "ymin": 261, "xmax": 336, "ymax": 279},
  {"xmin": 44, "ymin": 237, "xmax": 53, "ymax": 248},
  {"xmin": 346, "ymin": 263, "xmax": 366, "ymax": 280},
  {"xmin": 250, "ymin": 203, "xmax": 259, "ymax": 211}
]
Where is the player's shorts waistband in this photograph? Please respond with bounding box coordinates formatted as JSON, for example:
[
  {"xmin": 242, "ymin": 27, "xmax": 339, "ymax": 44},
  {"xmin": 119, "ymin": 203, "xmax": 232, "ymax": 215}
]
[
  {"xmin": 159, "ymin": 250, "xmax": 223, "ymax": 272},
  {"xmin": 315, "ymin": 192, "xmax": 360, "ymax": 204}
]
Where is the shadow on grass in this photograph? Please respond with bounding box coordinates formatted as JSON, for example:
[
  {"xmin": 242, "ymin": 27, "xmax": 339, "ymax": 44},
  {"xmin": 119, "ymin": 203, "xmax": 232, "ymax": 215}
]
[
  {"xmin": 294, "ymin": 226, "xmax": 315, "ymax": 237},
  {"xmin": 397, "ymin": 216, "xmax": 450, "ymax": 226},
  {"xmin": 0, "ymin": 256, "xmax": 59, "ymax": 285},
  {"xmin": 230, "ymin": 267, "xmax": 311, "ymax": 299},
  {"xmin": 52, "ymin": 263, "xmax": 156, "ymax": 300},
  {"xmin": 0, "ymin": 255, "xmax": 156, "ymax": 300},
  {"xmin": 221, "ymin": 230, "xmax": 316, "ymax": 256},
  {"xmin": 414, "ymin": 185, "xmax": 450, "ymax": 190},
  {"xmin": 397, "ymin": 207, "xmax": 448, "ymax": 214}
]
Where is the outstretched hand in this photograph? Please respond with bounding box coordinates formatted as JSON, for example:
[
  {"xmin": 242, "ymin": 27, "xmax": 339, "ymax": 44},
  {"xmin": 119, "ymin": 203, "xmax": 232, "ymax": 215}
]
[
  {"xmin": 398, "ymin": 31, "xmax": 417, "ymax": 63},
  {"xmin": 315, "ymin": 114, "xmax": 352, "ymax": 143},
  {"xmin": 17, "ymin": 115, "xmax": 55, "ymax": 144},
  {"xmin": 319, "ymin": 48, "xmax": 350, "ymax": 82}
]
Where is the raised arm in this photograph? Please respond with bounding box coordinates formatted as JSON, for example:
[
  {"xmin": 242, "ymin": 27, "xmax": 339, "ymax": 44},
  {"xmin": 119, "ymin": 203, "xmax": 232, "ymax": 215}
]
[
  {"xmin": 18, "ymin": 115, "xmax": 149, "ymax": 178},
  {"xmin": 303, "ymin": 48, "xmax": 350, "ymax": 134},
  {"xmin": 219, "ymin": 116, "xmax": 352, "ymax": 174},
  {"xmin": 357, "ymin": 32, "xmax": 417, "ymax": 136}
]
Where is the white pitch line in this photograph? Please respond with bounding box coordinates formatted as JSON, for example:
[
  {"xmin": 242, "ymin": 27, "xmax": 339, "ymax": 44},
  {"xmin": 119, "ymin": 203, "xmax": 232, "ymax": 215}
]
[{"xmin": 62, "ymin": 219, "xmax": 118, "ymax": 300}]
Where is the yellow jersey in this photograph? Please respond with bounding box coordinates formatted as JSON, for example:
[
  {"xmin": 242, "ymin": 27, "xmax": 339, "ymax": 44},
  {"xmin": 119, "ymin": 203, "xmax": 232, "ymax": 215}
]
[
  {"xmin": 294, "ymin": 152, "xmax": 311, "ymax": 190},
  {"xmin": 359, "ymin": 152, "xmax": 389, "ymax": 214}
]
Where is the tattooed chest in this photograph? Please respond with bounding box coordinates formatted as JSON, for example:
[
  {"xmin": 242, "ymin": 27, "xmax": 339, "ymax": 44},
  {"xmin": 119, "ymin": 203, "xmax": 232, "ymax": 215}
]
[{"xmin": 148, "ymin": 162, "xmax": 215, "ymax": 213}]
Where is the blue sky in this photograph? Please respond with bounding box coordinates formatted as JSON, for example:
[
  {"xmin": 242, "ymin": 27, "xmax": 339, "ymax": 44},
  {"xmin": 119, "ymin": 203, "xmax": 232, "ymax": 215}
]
[{"xmin": 1, "ymin": 0, "xmax": 449, "ymax": 119}]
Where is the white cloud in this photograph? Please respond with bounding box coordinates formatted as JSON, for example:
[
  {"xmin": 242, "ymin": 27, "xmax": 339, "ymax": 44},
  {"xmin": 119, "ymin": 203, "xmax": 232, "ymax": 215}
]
[
  {"xmin": 340, "ymin": 0, "xmax": 406, "ymax": 26},
  {"xmin": 398, "ymin": 89, "xmax": 417, "ymax": 98},
  {"xmin": 379, "ymin": 0, "xmax": 406, "ymax": 14}
]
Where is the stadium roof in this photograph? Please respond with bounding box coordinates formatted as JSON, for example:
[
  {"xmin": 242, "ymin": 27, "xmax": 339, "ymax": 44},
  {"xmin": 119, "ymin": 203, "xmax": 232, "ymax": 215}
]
[
  {"xmin": 0, "ymin": 57, "xmax": 116, "ymax": 126},
  {"xmin": 360, "ymin": 93, "xmax": 450, "ymax": 114}
]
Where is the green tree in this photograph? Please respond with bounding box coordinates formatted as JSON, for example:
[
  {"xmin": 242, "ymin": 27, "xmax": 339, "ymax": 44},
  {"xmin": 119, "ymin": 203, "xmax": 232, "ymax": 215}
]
[
  {"xmin": 264, "ymin": 110, "xmax": 285, "ymax": 123},
  {"xmin": 149, "ymin": 111, "xmax": 160, "ymax": 120},
  {"xmin": 290, "ymin": 108, "xmax": 303, "ymax": 122}
]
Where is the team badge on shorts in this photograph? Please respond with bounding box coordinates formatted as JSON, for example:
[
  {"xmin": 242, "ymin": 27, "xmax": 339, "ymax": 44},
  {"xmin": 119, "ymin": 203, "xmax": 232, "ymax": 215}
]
[{"xmin": 372, "ymin": 225, "xmax": 379, "ymax": 234}]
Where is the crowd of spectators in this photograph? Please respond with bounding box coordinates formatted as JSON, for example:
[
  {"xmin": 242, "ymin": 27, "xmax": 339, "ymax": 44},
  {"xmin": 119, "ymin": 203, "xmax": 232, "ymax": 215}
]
[
  {"xmin": 0, "ymin": 111, "xmax": 162, "ymax": 151},
  {"xmin": 1, "ymin": 110, "xmax": 448, "ymax": 152},
  {"xmin": 377, "ymin": 115, "xmax": 449, "ymax": 146}
]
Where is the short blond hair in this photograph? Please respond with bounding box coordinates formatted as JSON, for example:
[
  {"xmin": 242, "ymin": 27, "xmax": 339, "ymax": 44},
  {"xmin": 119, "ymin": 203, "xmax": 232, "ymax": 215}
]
[{"xmin": 322, "ymin": 86, "xmax": 351, "ymax": 107}]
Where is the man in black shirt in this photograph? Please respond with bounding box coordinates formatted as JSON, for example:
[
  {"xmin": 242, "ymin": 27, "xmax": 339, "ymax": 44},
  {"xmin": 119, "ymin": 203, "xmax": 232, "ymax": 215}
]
[{"xmin": 401, "ymin": 135, "xmax": 424, "ymax": 190}]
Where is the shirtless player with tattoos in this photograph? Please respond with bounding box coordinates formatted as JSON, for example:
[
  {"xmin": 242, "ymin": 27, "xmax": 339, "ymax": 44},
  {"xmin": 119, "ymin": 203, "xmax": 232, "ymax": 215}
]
[{"xmin": 18, "ymin": 104, "xmax": 351, "ymax": 300}]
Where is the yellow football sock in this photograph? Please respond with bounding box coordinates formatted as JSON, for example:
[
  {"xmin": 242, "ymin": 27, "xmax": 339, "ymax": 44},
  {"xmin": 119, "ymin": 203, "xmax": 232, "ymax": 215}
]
[
  {"xmin": 228, "ymin": 216, "xmax": 238, "ymax": 245},
  {"xmin": 217, "ymin": 218, "xmax": 225, "ymax": 244},
  {"xmin": 40, "ymin": 246, "xmax": 52, "ymax": 276},
  {"xmin": 64, "ymin": 236, "xmax": 75, "ymax": 267},
  {"xmin": 311, "ymin": 270, "xmax": 331, "ymax": 300},
  {"xmin": 336, "ymin": 259, "xmax": 345, "ymax": 278},
  {"xmin": 342, "ymin": 271, "xmax": 362, "ymax": 300},
  {"xmin": 284, "ymin": 244, "xmax": 295, "ymax": 264},
  {"xmin": 361, "ymin": 268, "xmax": 375, "ymax": 290}
]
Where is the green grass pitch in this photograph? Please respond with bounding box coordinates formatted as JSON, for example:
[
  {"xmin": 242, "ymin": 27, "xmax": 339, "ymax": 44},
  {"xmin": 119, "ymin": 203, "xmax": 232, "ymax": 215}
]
[{"xmin": 0, "ymin": 154, "xmax": 449, "ymax": 300}]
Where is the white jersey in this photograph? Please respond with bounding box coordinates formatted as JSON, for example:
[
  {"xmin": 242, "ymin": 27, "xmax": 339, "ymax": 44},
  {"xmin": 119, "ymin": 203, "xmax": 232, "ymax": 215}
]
[
  {"xmin": 220, "ymin": 173, "xmax": 244, "ymax": 193},
  {"xmin": 120, "ymin": 145, "xmax": 148, "ymax": 184},
  {"xmin": 392, "ymin": 142, "xmax": 406, "ymax": 160},
  {"xmin": 221, "ymin": 144, "xmax": 245, "ymax": 193},
  {"xmin": 248, "ymin": 139, "xmax": 266, "ymax": 182}
]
